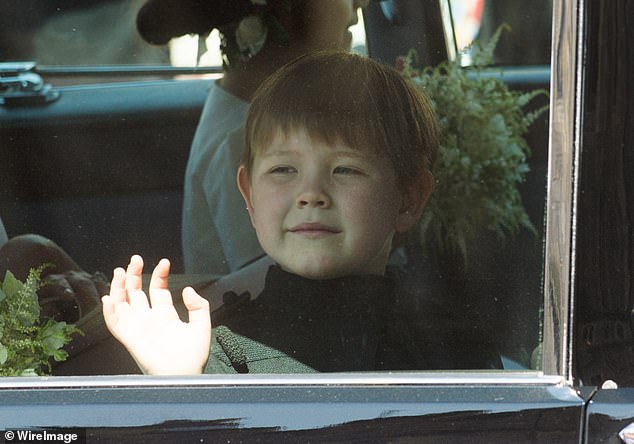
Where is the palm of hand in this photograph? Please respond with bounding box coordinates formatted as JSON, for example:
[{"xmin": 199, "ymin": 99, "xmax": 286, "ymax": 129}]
[
  {"xmin": 102, "ymin": 256, "xmax": 211, "ymax": 375},
  {"xmin": 109, "ymin": 293, "xmax": 210, "ymax": 375}
]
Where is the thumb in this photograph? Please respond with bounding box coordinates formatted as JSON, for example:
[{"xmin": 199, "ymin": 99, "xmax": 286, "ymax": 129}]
[{"xmin": 182, "ymin": 287, "xmax": 211, "ymax": 327}]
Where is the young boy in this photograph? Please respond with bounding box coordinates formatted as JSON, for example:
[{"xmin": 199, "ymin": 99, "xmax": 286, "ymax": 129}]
[{"xmin": 102, "ymin": 51, "xmax": 500, "ymax": 375}]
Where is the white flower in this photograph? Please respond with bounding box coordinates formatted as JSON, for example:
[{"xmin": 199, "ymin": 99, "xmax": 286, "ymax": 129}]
[
  {"xmin": 236, "ymin": 15, "xmax": 268, "ymax": 58},
  {"xmin": 251, "ymin": 0, "xmax": 267, "ymax": 5}
]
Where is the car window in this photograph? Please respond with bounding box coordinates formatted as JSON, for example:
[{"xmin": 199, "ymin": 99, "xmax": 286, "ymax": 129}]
[
  {"xmin": 1, "ymin": 1, "xmax": 166, "ymax": 66},
  {"xmin": 1, "ymin": 1, "xmax": 368, "ymax": 70},
  {"xmin": 442, "ymin": 0, "xmax": 552, "ymax": 66},
  {"xmin": 0, "ymin": 1, "xmax": 557, "ymax": 381}
]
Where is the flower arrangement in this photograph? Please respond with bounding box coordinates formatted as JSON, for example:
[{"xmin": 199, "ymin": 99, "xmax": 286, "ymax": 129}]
[
  {"xmin": 0, "ymin": 267, "xmax": 81, "ymax": 376},
  {"xmin": 397, "ymin": 26, "xmax": 549, "ymax": 262}
]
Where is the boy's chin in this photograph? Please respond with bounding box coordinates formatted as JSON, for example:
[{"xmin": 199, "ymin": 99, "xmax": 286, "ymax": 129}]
[
  {"xmin": 278, "ymin": 258, "xmax": 384, "ymax": 280},
  {"xmin": 278, "ymin": 258, "xmax": 346, "ymax": 280},
  {"xmin": 281, "ymin": 265, "xmax": 342, "ymax": 280}
]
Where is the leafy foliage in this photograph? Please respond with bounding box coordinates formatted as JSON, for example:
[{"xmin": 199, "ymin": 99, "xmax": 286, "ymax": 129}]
[
  {"xmin": 398, "ymin": 25, "xmax": 549, "ymax": 261},
  {"xmin": 0, "ymin": 267, "xmax": 81, "ymax": 376}
]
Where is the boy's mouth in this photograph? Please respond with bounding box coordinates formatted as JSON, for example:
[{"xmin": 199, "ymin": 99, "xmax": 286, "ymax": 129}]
[{"xmin": 288, "ymin": 222, "xmax": 341, "ymax": 238}]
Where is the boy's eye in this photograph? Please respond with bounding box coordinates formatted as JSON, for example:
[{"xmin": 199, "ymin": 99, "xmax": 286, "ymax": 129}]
[
  {"xmin": 333, "ymin": 166, "xmax": 362, "ymax": 175},
  {"xmin": 269, "ymin": 165, "xmax": 297, "ymax": 174}
]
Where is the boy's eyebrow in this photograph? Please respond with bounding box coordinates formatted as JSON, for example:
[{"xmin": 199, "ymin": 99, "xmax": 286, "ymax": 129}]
[
  {"xmin": 260, "ymin": 149, "xmax": 299, "ymax": 157},
  {"xmin": 261, "ymin": 148, "xmax": 370, "ymax": 159}
]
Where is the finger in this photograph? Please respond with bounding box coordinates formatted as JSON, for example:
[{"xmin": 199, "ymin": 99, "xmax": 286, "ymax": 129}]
[
  {"xmin": 102, "ymin": 295, "xmax": 118, "ymax": 332},
  {"xmin": 109, "ymin": 267, "xmax": 128, "ymax": 304},
  {"xmin": 102, "ymin": 295, "xmax": 115, "ymax": 318},
  {"xmin": 124, "ymin": 255, "xmax": 149, "ymax": 309},
  {"xmin": 102, "ymin": 294, "xmax": 132, "ymax": 343},
  {"xmin": 149, "ymin": 258, "xmax": 170, "ymax": 290},
  {"xmin": 125, "ymin": 255, "xmax": 144, "ymax": 293},
  {"xmin": 149, "ymin": 258, "xmax": 173, "ymax": 307},
  {"xmin": 182, "ymin": 287, "xmax": 211, "ymax": 328}
]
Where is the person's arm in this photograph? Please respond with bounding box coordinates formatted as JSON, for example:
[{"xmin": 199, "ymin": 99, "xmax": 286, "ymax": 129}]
[
  {"xmin": 0, "ymin": 233, "xmax": 107, "ymax": 321},
  {"xmin": 101, "ymin": 255, "xmax": 211, "ymax": 375}
]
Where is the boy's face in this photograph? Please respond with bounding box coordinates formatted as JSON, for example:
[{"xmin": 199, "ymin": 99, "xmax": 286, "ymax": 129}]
[{"xmin": 238, "ymin": 129, "xmax": 429, "ymax": 279}]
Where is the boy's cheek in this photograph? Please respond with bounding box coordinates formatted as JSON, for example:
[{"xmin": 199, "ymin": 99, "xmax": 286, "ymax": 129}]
[{"xmin": 252, "ymin": 191, "xmax": 287, "ymax": 214}]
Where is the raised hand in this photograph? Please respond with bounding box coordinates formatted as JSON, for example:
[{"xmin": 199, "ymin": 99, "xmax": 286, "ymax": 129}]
[{"xmin": 101, "ymin": 255, "xmax": 211, "ymax": 375}]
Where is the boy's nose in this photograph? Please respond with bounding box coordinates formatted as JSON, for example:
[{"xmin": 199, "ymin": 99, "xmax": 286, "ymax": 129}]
[{"xmin": 296, "ymin": 183, "xmax": 332, "ymax": 209}]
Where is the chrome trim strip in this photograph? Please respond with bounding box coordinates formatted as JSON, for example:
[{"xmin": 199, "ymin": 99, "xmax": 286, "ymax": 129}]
[
  {"xmin": 0, "ymin": 372, "xmax": 564, "ymax": 389},
  {"xmin": 569, "ymin": 0, "xmax": 587, "ymax": 385},
  {"xmin": 542, "ymin": 0, "xmax": 584, "ymax": 381},
  {"xmin": 438, "ymin": 0, "xmax": 458, "ymax": 61},
  {"xmin": 35, "ymin": 65, "xmax": 223, "ymax": 76}
]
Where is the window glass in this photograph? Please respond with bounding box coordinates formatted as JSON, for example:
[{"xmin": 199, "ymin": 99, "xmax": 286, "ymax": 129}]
[
  {"xmin": 169, "ymin": 9, "xmax": 368, "ymax": 68},
  {"xmin": 2, "ymin": 1, "xmax": 165, "ymax": 65},
  {"xmin": 445, "ymin": 0, "xmax": 552, "ymax": 66},
  {"xmin": 0, "ymin": 1, "xmax": 553, "ymax": 380},
  {"xmin": 1, "ymin": 2, "xmax": 367, "ymax": 68}
]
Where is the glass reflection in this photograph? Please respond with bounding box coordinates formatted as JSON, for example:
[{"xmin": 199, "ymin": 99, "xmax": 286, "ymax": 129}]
[{"xmin": 0, "ymin": 0, "xmax": 553, "ymax": 377}]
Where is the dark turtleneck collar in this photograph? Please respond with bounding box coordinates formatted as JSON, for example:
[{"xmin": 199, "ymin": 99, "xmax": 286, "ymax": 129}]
[
  {"xmin": 213, "ymin": 265, "xmax": 403, "ymax": 372},
  {"xmin": 211, "ymin": 265, "xmax": 503, "ymax": 373},
  {"xmin": 258, "ymin": 264, "xmax": 396, "ymax": 316}
]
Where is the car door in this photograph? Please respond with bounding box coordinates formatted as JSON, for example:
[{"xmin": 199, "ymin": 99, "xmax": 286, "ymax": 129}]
[
  {"xmin": 573, "ymin": 0, "xmax": 634, "ymax": 442},
  {"xmin": 0, "ymin": 1, "xmax": 589, "ymax": 442}
]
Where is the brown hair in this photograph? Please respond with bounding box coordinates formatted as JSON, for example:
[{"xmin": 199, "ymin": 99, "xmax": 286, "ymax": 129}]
[{"xmin": 243, "ymin": 50, "xmax": 439, "ymax": 189}]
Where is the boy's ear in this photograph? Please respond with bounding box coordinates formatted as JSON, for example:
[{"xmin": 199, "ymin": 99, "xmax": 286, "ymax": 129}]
[
  {"xmin": 395, "ymin": 170, "xmax": 434, "ymax": 233},
  {"xmin": 237, "ymin": 165, "xmax": 256, "ymax": 227}
]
